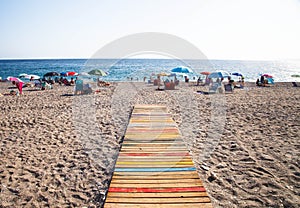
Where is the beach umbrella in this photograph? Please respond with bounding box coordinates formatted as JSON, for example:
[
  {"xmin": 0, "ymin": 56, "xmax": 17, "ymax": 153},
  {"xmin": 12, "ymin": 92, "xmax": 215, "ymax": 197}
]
[
  {"xmin": 24, "ymin": 74, "xmax": 40, "ymax": 80},
  {"xmin": 157, "ymin": 72, "xmax": 169, "ymax": 76},
  {"xmin": 88, "ymin": 69, "xmax": 107, "ymax": 76},
  {"xmin": 60, "ymin": 72, "xmax": 67, "ymax": 76},
  {"xmin": 60, "ymin": 71, "xmax": 78, "ymax": 76},
  {"xmin": 231, "ymin": 72, "xmax": 243, "ymax": 77},
  {"xmin": 200, "ymin": 71, "xmax": 211, "ymax": 75},
  {"xmin": 79, "ymin": 72, "xmax": 90, "ymax": 76},
  {"xmin": 19, "ymin": 73, "xmax": 28, "ymax": 78},
  {"xmin": 261, "ymin": 73, "xmax": 273, "ymax": 78},
  {"xmin": 44, "ymin": 72, "xmax": 59, "ymax": 77},
  {"xmin": 169, "ymin": 73, "xmax": 177, "ymax": 77},
  {"xmin": 171, "ymin": 66, "xmax": 193, "ymax": 74},
  {"xmin": 66, "ymin": 71, "xmax": 78, "ymax": 76},
  {"xmin": 208, "ymin": 70, "xmax": 230, "ymax": 79},
  {"xmin": 7, "ymin": 76, "xmax": 24, "ymax": 83}
]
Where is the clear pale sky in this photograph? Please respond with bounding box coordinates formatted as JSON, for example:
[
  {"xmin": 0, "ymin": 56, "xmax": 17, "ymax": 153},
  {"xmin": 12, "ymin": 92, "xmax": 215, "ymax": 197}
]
[{"xmin": 0, "ymin": 0, "xmax": 300, "ymax": 60}]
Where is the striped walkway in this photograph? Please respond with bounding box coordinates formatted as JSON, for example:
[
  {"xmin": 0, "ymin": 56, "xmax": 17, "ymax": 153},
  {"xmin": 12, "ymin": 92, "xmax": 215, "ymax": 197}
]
[{"xmin": 105, "ymin": 105, "xmax": 213, "ymax": 208}]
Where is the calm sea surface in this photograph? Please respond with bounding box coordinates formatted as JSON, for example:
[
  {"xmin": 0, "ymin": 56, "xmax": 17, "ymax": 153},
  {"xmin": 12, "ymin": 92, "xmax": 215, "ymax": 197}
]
[{"xmin": 0, "ymin": 59, "xmax": 299, "ymax": 82}]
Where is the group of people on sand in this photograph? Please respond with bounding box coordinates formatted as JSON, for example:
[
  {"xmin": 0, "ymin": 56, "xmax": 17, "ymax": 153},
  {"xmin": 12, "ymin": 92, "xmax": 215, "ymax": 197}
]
[{"xmin": 256, "ymin": 75, "xmax": 271, "ymax": 87}]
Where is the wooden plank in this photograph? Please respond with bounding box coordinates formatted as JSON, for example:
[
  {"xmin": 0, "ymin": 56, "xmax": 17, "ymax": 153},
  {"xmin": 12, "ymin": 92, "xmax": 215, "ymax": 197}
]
[
  {"xmin": 120, "ymin": 148, "xmax": 188, "ymax": 152},
  {"xmin": 111, "ymin": 174, "xmax": 200, "ymax": 180},
  {"xmin": 108, "ymin": 187, "xmax": 206, "ymax": 193},
  {"xmin": 105, "ymin": 203, "xmax": 213, "ymax": 208},
  {"xmin": 115, "ymin": 164, "xmax": 194, "ymax": 168},
  {"xmin": 113, "ymin": 170, "xmax": 199, "ymax": 176},
  {"xmin": 124, "ymin": 138, "xmax": 181, "ymax": 141},
  {"xmin": 121, "ymin": 146, "xmax": 187, "ymax": 149},
  {"xmin": 116, "ymin": 161, "xmax": 194, "ymax": 165},
  {"xmin": 116, "ymin": 158, "xmax": 193, "ymax": 162},
  {"xmin": 110, "ymin": 178, "xmax": 202, "ymax": 184},
  {"xmin": 105, "ymin": 197, "xmax": 211, "ymax": 203},
  {"xmin": 107, "ymin": 191, "xmax": 208, "ymax": 198},
  {"xmin": 122, "ymin": 140, "xmax": 185, "ymax": 147},
  {"xmin": 115, "ymin": 161, "xmax": 194, "ymax": 166},
  {"xmin": 109, "ymin": 182, "xmax": 203, "ymax": 188},
  {"xmin": 118, "ymin": 153, "xmax": 191, "ymax": 157},
  {"xmin": 114, "ymin": 167, "xmax": 196, "ymax": 172}
]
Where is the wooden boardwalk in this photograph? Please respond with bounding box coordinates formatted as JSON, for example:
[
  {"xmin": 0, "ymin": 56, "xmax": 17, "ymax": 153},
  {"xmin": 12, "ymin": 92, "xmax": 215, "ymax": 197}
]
[{"xmin": 105, "ymin": 105, "xmax": 213, "ymax": 208}]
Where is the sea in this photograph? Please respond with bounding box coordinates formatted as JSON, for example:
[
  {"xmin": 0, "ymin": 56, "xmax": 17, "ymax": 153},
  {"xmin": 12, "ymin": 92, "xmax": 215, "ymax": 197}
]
[{"xmin": 0, "ymin": 59, "xmax": 300, "ymax": 82}]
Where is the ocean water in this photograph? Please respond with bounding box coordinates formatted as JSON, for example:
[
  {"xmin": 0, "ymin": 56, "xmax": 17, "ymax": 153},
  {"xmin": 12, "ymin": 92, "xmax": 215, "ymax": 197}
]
[{"xmin": 0, "ymin": 59, "xmax": 300, "ymax": 82}]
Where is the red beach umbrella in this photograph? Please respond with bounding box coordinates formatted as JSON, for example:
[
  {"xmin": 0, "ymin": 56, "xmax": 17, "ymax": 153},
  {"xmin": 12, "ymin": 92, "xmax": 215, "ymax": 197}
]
[
  {"xmin": 200, "ymin": 71, "xmax": 211, "ymax": 75},
  {"xmin": 7, "ymin": 76, "xmax": 24, "ymax": 83},
  {"xmin": 262, "ymin": 73, "xmax": 273, "ymax": 78},
  {"xmin": 66, "ymin": 71, "xmax": 78, "ymax": 76}
]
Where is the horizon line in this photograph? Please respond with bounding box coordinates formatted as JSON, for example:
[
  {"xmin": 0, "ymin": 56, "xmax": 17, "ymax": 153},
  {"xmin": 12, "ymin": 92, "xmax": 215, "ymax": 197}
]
[{"xmin": 0, "ymin": 57, "xmax": 299, "ymax": 62}]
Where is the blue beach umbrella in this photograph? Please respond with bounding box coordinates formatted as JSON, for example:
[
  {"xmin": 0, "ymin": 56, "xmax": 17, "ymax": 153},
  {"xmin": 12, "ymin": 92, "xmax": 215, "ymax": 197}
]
[
  {"xmin": 231, "ymin": 72, "xmax": 243, "ymax": 77},
  {"xmin": 171, "ymin": 66, "xmax": 193, "ymax": 74},
  {"xmin": 208, "ymin": 70, "xmax": 230, "ymax": 79}
]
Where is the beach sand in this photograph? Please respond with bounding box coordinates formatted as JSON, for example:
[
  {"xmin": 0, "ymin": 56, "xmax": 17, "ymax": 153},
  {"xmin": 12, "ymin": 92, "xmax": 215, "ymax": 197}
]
[{"xmin": 0, "ymin": 81, "xmax": 299, "ymax": 207}]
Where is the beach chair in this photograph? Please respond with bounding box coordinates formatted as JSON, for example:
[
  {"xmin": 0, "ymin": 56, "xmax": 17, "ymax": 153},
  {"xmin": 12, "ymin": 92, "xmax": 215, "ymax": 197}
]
[
  {"xmin": 224, "ymin": 83, "xmax": 233, "ymax": 93},
  {"xmin": 209, "ymin": 83, "xmax": 220, "ymax": 93},
  {"xmin": 74, "ymin": 80, "xmax": 83, "ymax": 95}
]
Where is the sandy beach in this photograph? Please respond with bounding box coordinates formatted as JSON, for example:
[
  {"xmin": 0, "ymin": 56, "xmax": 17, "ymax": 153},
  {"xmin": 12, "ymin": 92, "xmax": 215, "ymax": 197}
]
[{"xmin": 0, "ymin": 81, "xmax": 299, "ymax": 207}]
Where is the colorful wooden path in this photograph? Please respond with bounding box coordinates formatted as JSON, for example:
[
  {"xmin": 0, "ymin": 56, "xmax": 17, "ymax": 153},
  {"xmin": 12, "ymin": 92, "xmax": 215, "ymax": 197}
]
[{"xmin": 105, "ymin": 105, "xmax": 213, "ymax": 208}]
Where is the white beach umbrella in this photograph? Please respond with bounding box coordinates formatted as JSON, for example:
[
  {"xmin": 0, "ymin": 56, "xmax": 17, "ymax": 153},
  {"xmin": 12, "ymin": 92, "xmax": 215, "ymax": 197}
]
[{"xmin": 24, "ymin": 74, "xmax": 40, "ymax": 80}]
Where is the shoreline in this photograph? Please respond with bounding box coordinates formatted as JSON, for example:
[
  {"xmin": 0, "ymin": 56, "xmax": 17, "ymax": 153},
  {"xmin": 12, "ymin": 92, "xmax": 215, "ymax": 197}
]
[{"xmin": 0, "ymin": 81, "xmax": 299, "ymax": 207}]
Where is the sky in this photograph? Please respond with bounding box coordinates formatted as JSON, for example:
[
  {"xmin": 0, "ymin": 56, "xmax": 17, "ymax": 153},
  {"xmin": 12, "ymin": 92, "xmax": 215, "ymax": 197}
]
[{"xmin": 0, "ymin": 0, "xmax": 300, "ymax": 60}]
